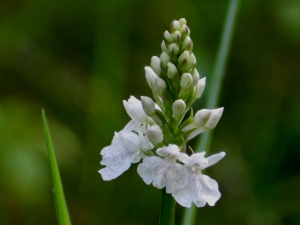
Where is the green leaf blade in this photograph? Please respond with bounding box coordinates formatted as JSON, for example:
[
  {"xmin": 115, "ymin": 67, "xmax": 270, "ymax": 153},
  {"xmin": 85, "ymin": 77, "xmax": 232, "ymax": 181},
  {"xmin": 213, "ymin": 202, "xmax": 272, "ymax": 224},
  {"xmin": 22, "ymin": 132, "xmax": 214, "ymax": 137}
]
[{"xmin": 42, "ymin": 109, "xmax": 71, "ymax": 225}]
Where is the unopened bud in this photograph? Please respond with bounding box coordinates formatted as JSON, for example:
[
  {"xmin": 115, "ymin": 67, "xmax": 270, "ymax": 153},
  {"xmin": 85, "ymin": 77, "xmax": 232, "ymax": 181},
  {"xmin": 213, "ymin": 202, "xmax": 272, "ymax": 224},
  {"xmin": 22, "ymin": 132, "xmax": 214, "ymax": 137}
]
[
  {"xmin": 194, "ymin": 109, "xmax": 212, "ymax": 127},
  {"xmin": 178, "ymin": 51, "xmax": 189, "ymax": 65},
  {"xmin": 147, "ymin": 124, "xmax": 163, "ymax": 144},
  {"xmin": 141, "ymin": 96, "xmax": 155, "ymax": 116},
  {"xmin": 180, "ymin": 73, "xmax": 193, "ymax": 89},
  {"xmin": 167, "ymin": 62, "xmax": 178, "ymax": 79},
  {"xmin": 163, "ymin": 30, "xmax": 173, "ymax": 43},
  {"xmin": 153, "ymin": 77, "xmax": 166, "ymax": 95},
  {"xmin": 172, "ymin": 99, "xmax": 186, "ymax": 118},
  {"xmin": 160, "ymin": 52, "xmax": 171, "ymax": 69},
  {"xmin": 179, "ymin": 18, "xmax": 187, "ymax": 26},
  {"xmin": 205, "ymin": 108, "xmax": 224, "ymax": 129},
  {"xmin": 192, "ymin": 69, "xmax": 200, "ymax": 86},
  {"xmin": 186, "ymin": 53, "xmax": 196, "ymax": 70},
  {"xmin": 195, "ymin": 78, "xmax": 206, "ymax": 98},
  {"xmin": 168, "ymin": 43, "xmax": 180, "ymax": 57},
  {"xmin": 172, "ymin": 31, "xmax": 181, "ymax": 44},
  {"xmin": 181, "ymin": 36, "xmax": 193, "ymax": 52},
  {"xmin": 180, "ymin": 25, "xmax": 190, "ymax": 37},
  {"xmin": 171, "ymin": 20, "xmax": 180, "ymax": 32},
  {"xmin": 151, "ymin": 56, "xmax": 161, "ymax": 76},
  {"xmin": 161, "ymin": 40, "xmax": 169, "ymax": 53},
  {"xmin": 145, "ymin": 66, "xmax": 157, "ymax": 88}
]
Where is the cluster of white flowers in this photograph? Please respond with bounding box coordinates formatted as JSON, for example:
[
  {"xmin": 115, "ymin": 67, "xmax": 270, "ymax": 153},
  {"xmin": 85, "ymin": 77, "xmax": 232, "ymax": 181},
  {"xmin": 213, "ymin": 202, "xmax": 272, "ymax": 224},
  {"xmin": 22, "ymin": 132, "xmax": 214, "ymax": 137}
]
[{"xmin": 99, "ymin": 18, "xmax": 225, "ymax": 208}]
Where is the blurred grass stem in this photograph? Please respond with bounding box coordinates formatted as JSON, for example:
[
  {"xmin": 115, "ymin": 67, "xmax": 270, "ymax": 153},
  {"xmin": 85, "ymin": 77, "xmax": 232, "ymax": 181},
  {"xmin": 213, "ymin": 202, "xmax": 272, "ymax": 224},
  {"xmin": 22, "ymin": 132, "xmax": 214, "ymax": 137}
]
[{"xmin": 181, "ymin": 0, "xmax": 240, "ymax": 224}]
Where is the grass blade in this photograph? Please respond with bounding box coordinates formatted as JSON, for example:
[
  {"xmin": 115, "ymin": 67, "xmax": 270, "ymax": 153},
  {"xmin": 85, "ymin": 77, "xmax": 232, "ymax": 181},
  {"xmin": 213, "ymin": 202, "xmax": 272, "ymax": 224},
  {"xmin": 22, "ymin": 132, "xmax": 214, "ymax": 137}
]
[
  {"xmin": 181, "ymin": 0, "xmax": 240, "ymax": 224},
  {"xmin": 42, "ymin": 109, "xmax": 71, "ymax": 225}
]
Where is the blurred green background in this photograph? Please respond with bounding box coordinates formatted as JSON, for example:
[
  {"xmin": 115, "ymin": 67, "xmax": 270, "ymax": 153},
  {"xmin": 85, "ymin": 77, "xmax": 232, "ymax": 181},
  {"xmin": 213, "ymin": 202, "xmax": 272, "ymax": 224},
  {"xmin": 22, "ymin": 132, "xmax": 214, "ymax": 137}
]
[{"xmin": 1, "ymin": 0, "xmax": 300, "ymax": 224}]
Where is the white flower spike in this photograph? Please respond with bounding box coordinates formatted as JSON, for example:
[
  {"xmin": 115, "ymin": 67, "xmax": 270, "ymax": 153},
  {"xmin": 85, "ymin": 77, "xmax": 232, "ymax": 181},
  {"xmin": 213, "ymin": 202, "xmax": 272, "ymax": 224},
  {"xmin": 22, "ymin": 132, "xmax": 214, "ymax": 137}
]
[
  {"xmin": 99, "ymin": 18, "xmax": 226, "ymax": 212},
  {"xmin": 172, "ymin": 151, "xmax": 226, "ymax": 208}
]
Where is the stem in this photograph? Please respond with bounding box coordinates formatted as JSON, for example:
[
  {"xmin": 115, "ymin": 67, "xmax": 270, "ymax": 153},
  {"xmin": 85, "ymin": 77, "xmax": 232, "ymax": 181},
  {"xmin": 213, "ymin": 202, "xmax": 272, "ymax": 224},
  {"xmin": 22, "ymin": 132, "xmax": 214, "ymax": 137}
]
[
  {"xmin": 160, "ymin": 188, "xmax": 176, "ymax": 225},
  {"xmin": 181, "ymin": 0, "xmax": 240, "ymax": 224}
]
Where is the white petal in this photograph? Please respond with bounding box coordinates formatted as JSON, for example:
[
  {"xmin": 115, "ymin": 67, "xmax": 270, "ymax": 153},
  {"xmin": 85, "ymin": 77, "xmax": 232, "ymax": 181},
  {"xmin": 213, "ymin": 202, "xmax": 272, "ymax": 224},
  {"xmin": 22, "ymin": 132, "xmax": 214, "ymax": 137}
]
[
  {"xmin": 181, "ymin": 123, "xmax": 197, "ymax": 132},
  {"xmin": 172, "ymin": 182, "xmax": 194, "ymax": 208},
  {"xmin": 152, "ymin": 161, "xmax": 174, "ymax": 189},
  {"xmin": 177, "ymin": 152, "xmax": 191, "ymax": 164},
  {"xmin": 166, "ymin": 163, "xmax": 188, "ymax": 194},
  {"xmin": 156, "ymin": 144, "xmax": 180, "ymax": 157},
  {"xmin": 137, "ymin": 156, "xmax": 163, "ymax": 185},
  {"xmin": 203, "ymin": 152, "xmax": 226, "ymax": 169},
  {"xmin": 123, "ymin": 96, "xmax": 147, "ymax": 123},
  {"xmin": 186, "ymin": 127, "xmax": 206, "ymax": 141},
  {"xmin": 138, "ymin": 131, "xmax": 154, "ymax": 150},
  {"xmin": 119, "ymin": 131, "xmax": 140, "ymax": 153},
  {"xmin": 130, "ymin": 151, "xmax": 141, "ymax": 163},
  {"xmin": 145, "ymin": 66, "xmax": 157, "ymax": 87},
  {"xmin": 198, "ymin": 175, "xmax": 221, "ymax": 206},
  {"xmin": 98, "ymin": 151, "xmax": 132, "ymax": 180},
  {"xmin": 122, "ymin": 120, "xmax": 139, "ymax": 132}
]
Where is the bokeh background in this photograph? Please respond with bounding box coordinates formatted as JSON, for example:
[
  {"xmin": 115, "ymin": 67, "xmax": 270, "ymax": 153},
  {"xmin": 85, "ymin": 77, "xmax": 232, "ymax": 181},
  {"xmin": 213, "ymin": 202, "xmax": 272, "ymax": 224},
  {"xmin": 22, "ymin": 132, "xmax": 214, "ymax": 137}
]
[{"xmin": 1, "ymin": 0, "xmax": 300, "ymax": 224}]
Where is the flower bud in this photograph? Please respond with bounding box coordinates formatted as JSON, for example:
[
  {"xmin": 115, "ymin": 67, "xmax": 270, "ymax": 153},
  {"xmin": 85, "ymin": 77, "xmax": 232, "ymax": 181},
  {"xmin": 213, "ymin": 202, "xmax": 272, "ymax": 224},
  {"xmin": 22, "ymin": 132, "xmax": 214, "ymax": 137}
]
[
  {"xmin": 151, "ymin": 56, "xmax": 161, "ymax": 76},
  {"xmin": 180, "ymin": 25, "xmax": 190, "ymax": 37},
  {"xmin": 153, "ymin": 77, "xmax": 166, "ymax": 95},
  {"xmin": 172, "ymin": 31, "xmax": 182, "ymax": 44},
  {"xmin": 178, "ymin": 51, "xmax": 189, "ymax": 65},
  {"xmin": 185, "ymin": 53, "xmax": 196, "ymax": 70},
  {"xmin": 145, "ymin": 66, "xmax": 157, "ymax": 88},
  {"xmin": 161, "ymin": 40, "xmax": 169, "ymax": 53},
  {"xmin": 192, "ymin": 69, "xmax": 200, "ymax": 86},
  {"xmin": 160, "ymin": 52, "xmax": 171, "ymax": 69},
  {"xmin": 171, "ymin": 20, "xmax": 180, "ymax": 32},
  {"xmin": 180, "ymin": 73, "xmax": 193, "ymax": 89},
  {"xmin": 194, "ymin": 109, "xmax": 212, "ymax": 127},
  {"xmin": 147, "ymin": 124, "xmax": 163, "ymax": 144},
  {"xmin": 204, "ymin": 107, "xmax": 224, "ymax": 129},
  {"xmin": 141, "ymin": 96, "xmax": 155, "ymax": 116},
  {"xmin": 172, "ymin": 99, "xmax": 186, "ymax": 118},
  {"xmin": 167, "ymin": 62, "xmax": 178, "ymax": 79},
  {"xmin": 195, "ymin": 78, "xmax": 206, "ymax": 98},
  {"xmin": 163, "ymin": 30, "xmax": 173, "ymax": 43},
  {"xmin": 181, "ymin": 36, "xmax": 193, "ymax": 52},
  {"xmin": 168, "ymin": 43, "xmax": 180, "ymax": 57},
  {"xmin": 179, "ymin": 18, "xmax": 187, "ymax": 26}
]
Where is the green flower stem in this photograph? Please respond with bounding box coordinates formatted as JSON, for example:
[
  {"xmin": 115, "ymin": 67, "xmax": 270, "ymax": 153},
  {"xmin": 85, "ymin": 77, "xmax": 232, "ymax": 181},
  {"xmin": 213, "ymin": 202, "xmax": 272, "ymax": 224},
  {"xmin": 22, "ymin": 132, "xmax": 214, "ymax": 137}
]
[
  {"xmin": 181, "ymin": 0, "xmax": 240, "ymax": 224},
  {"xmin": 160, "ymin": 188, "xmax": 176, "ymax": 225}
]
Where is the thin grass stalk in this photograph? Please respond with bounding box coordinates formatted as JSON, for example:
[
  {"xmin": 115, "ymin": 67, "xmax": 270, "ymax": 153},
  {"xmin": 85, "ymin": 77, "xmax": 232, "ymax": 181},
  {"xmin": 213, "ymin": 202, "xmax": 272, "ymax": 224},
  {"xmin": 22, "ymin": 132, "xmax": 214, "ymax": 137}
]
[
  {"xmin": 181, "ymin": 0, "xmax": 240, "ymax": 224},
  {"xmin": 42, "ymin": 109, "xmax": 71, "ymax": 225}
]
